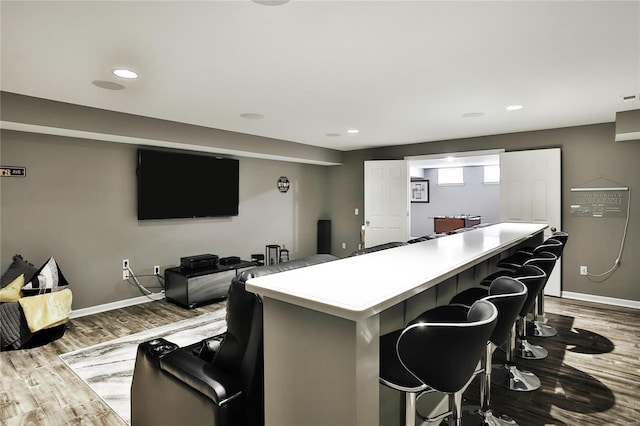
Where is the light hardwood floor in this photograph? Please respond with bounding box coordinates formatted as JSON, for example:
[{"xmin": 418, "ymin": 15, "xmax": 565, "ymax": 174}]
[
  {"xmin": 1, "ymin": 297, "xmax": 638, "ymax": 425},
  {"xmin": 1, "ymin": 299, "xmax": 225, "ymax": 426}
]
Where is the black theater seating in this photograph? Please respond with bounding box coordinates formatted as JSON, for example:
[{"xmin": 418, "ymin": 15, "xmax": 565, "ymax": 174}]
[{"xmin": 130, "ymin": 254, "xmax": 337, "ymax": 426}]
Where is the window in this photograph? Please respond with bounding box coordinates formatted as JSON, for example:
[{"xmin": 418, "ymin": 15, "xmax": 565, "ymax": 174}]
[
  {"xmin": 483, "ymin": 165, "xmax": 500, "ymax": 184},
  {"xmin": 437, "ymin": 167, "xmax": 464, "ymax": 185}
]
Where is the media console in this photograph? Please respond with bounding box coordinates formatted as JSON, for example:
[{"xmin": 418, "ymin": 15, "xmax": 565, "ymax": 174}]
[{"xmin": 164, "ymin": 260, "xmax": 256, "ymax": 309}]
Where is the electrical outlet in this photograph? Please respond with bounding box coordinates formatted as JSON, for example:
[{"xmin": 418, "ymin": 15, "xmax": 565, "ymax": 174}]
[
  {"xmin": 122, "ymin": 259, "xmax": 130, "ymax": 280},
  {"xmin": 580, "ymin": 266, "xmax": 588, "ymax": 276},
  {"xmin": 154, "ymin": 265, "xmax": 160, "ymax": 276},
  {"xmin": 342, "ymin": 242, "xmax": 347, "ymax": 249}
]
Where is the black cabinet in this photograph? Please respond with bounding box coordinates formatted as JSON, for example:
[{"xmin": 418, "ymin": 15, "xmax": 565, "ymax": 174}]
[{"xmin": 164, "ymin": 261, "xmax": 256, "ymax": 309}]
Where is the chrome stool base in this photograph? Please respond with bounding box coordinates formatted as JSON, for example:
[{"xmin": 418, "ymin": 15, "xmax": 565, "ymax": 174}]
[
  {"xmin": 535, "ymin": 313, "xmax": 549, "ymax": 324},
  {"xmin": 516, "ymin": 340, "xmax": 548, "ymax": 360},
  {"xmin": 460, "ymin": 406, "xmax": 518, "ymax": 426},
  {"xmin": 528, "ymin": 321, "xmax": 558, "ymax": 337},
  {"xmin": 491, "ymin": 364, "xmax": 541, "ymax": 392}
]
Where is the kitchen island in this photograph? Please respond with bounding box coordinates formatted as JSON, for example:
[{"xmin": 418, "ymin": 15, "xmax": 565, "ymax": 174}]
[{"xmin": 246, "ymin": 222, "xmax": 547, "ymax": 426}]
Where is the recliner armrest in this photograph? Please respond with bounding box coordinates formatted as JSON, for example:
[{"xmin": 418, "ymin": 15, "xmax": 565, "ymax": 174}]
[{"xmin": 159, "ymin": 348, "xmax": 243, "ymax": 406}]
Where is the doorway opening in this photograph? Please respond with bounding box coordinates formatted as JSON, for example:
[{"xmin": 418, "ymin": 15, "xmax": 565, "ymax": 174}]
[{"xmin": 406, "ymin": 149, "xmax": 503, "ymax": 238}]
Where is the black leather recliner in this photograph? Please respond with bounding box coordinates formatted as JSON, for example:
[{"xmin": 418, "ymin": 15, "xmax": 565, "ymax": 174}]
[
  {"xmin": 348, "ymin": 241, "xmax": 408, "ymax": 257},
  {"xmin": 130, "ymin": 254, "xmax": 337, "ymax": 426}
]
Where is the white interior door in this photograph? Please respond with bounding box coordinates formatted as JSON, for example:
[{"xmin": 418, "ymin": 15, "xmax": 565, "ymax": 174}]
[
  {"xmin": 500, "ymin": 148, "xmax": 562, "ymax": 296},
  {"xmin": 364, "ymin": 160, "xmax": 409, "ymax": 248}
]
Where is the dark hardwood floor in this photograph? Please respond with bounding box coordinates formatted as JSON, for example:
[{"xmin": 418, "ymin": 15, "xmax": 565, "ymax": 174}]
[
  {"xmin": 1, "ymin": 296, "xmax": 638, "ymax": 425},
  {"xmin": 464, "ymin": 297, "xmax": 640, "ymax": 426}
]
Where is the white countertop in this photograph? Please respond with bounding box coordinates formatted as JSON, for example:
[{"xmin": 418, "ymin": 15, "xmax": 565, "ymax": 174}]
[{"xmin": 246, "ymin": 222, "xmax": 547, "ymax": 321}]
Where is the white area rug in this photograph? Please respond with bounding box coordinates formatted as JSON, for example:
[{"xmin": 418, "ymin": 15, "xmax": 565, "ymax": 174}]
[{"xmin": 59, "ymin": 309, "xmax": 227, "ymax": 425}]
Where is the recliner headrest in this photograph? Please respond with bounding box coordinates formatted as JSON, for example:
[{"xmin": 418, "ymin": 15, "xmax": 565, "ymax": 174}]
[{"xmin": 236, "ymin": 254, "xmax": 338, "ymax": 283}]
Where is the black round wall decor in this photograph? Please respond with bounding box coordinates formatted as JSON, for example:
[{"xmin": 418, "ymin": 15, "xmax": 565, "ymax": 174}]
[{"xmin": 277, "ymin": 176, "xmax": 290, "ymax": 193}]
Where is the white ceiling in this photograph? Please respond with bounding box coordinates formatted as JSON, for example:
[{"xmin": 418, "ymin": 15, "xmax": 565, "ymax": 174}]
[{"xmin": 1, "ymin": 1, "xmax": 639, "ymax": 152}]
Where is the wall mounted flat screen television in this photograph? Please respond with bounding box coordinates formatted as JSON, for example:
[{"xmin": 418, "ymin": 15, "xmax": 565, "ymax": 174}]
[{"xmin": 137, "ymin": 149, "xmax": 239, "ymax": 220}]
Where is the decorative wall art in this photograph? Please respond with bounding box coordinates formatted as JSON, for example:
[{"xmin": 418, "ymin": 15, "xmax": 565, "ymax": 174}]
[{"xmin": 277, "ymin": 176, "xmax": 290, "ymax": 193}]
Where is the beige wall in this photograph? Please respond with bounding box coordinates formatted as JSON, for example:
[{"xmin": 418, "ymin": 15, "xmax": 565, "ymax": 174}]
[
  {"xmin": 327, "ymin": 123, "xmax": 640, "ymax": 302},
  {"xmin": 1, "ymin": 130, "xmax": 329, "ymax": 309}
]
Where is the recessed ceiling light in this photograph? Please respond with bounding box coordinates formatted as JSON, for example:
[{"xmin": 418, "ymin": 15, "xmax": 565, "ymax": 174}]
[
  {"xmin": 240, "ymin": 113, "xmax": 265, "ymax": 119},
  {"xmin": 347, "ymin": 129, "xmax": 359, "ymax": 134},
  {"xmin": 505, "ymin": 105, "xmax": 523, "ymax": 111},
  {"xmin": 462, "ymin": 112, "xmax": 485, "ymax": 118},
  {"xmin": 92, "ymin": 80, "xmax": 125, "ymax": 90},
  {"xmin": 325, "ymin": 133, "xmax": 341, "ymax": 137},
  {"xmin": 112, "ymin": 69, "xmax": 138, "ymax": 79},
  {"xmin": 252, "ymin": 0, "xmax": 290, "ymax": 5}
]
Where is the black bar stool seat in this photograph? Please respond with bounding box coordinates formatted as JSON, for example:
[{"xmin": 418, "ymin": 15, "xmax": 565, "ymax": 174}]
[
  {"xmin": 487, "ymin": 265, "xmax": 547, "ymax": 392},
  {"xmin": 450, "ymin": 276, "xmax": 528, "ymax": 425},
  {"xmin": 380, "ymin": 301, "xmax": 498, "ymax": 426}
]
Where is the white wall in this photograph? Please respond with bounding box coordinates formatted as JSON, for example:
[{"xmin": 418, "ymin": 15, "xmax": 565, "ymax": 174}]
[{"xmin": 410, "ymin": 166, "xmax": 500, "ymax": 236}]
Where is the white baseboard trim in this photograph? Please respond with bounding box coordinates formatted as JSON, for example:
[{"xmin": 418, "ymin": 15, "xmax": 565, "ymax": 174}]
[
  {"xmin": 562, "ymin": 291, "xmax": 640, "ymax": 309},
  {"xmin": 70, "ymin": 292, "xmax": 165, "ymax": 319}
]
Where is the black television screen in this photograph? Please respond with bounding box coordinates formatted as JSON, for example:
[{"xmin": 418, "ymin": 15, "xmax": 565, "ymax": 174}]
[{"xmin": 137, "ymin": 149, "xmax": 239, "ymax": 220}]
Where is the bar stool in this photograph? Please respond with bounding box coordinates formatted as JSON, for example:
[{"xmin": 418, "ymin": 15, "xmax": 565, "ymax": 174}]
[
  {"xmin": 480, "ymin": 250, "xmax": 560, "ymax": 343},
  {"xmin": 379, "ymin": 300, "xmax": 498, "ymax": 426},
  {"xmin": 512, "ymin": 249, "xmax": 562, "ymax": 340},
  {"xmin": 489, "ymin": 265, "xmax": 547, "ymax": 392},
  {"xmin": 511, "ymin": 253, "xmax": 558, "ymax": 360},
  {"xmin": 449, "ymin": 276, "xmax": 528, "ymax": 425},
  {"xmin": 530, "ymin": 233, "xmax": 569, "ymax": 337},
  {"xmin": 509, "ymin": 231, "xmax": 568, "ymax": 258},
  {"xmin": 495, "ymin": 238, "xmax": 563, "ymax": 271},
  {"xmin": 494, "ymin": 232, "xmax": 568, "ymax": 337}
]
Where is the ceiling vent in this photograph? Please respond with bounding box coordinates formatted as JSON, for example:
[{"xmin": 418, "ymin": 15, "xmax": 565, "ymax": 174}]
[
  {"xmin": 620, "ymin": 94, "xmax": 639, "ymax": 103},
  {"xmin": 615, "ymin": 109, "xmax": 640, "ymax": 142}
]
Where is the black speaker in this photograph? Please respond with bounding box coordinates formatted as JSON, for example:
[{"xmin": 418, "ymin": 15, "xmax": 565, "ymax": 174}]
[{"xmin": 317, "ymin": 219, "xmax": 331, "ymax": 254}]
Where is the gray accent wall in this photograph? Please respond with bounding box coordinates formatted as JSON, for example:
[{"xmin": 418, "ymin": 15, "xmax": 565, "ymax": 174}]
[
  {"xmin": 1, "ymin": 130, "xmax": 329, "ymax": 309},
  {"xmin": 410, "ymin": 166, "xmax": 500, "ymax": 237},
  {"xmin": 1, "ymin": 92, "xmax": 638, "ymax": 308},
  {"xmin": 327, "ymin": 123, "xmax": 640, "ymax": 302}
]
